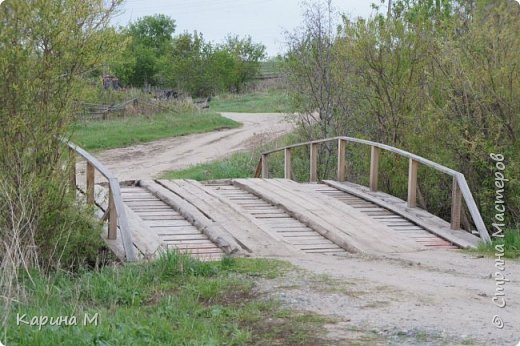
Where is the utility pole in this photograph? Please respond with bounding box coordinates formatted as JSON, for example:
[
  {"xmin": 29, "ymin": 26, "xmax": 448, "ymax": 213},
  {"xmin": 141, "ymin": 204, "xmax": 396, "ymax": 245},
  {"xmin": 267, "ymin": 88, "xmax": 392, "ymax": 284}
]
[{"xmin": 387, "ymin": 0, "xmax": 392, "ymax": 18}]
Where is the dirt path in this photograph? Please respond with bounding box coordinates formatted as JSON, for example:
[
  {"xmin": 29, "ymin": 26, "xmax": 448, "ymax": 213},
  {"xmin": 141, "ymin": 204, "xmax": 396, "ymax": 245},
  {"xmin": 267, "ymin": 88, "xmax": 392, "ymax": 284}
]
[
  {"xmin": 258, "ymin": 250, "xmax": 520, "ymax": 345},
  {"xmin": 92, "ymin": 112, "xmax": 292, "ymax": 181}
]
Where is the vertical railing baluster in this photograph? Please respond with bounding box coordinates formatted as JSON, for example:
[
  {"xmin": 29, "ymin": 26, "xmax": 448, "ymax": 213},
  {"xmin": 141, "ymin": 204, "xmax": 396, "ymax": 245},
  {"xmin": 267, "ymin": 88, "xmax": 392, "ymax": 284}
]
[
  {"xmin": 284, "ymin": 148, "xmax": 292, "ymax": 180},
  {"xmin": 69, "ymin": 147, "xmax": 76, "ymax": 197},
  {"xmin": 369, "ymin": 146, "xmax": 380, "ymax": 191},
  {"xmin": 86, "ymin": 162, "xmax": 95, "ymax": 204},
  {"xmin": 451, "ymin": 177, "xmax": 462, "ymax": 230},
  {"xmin": 261, "ymin": 154, "xmax": 269, "ymax": 178},
  {"xmin": 108, "ymin": 186, "xmax": 117, "ymax": 240},
  {"xmin": 337, "ymin": 139, "xmax": 346, "ymax": 182},
  {"xmin": 407, "ymin": 159, "xmax": 418, "ymax": 208},
  {"xmin": 310, "ymin": 143, "xmax": 318, "ymax": 182}
]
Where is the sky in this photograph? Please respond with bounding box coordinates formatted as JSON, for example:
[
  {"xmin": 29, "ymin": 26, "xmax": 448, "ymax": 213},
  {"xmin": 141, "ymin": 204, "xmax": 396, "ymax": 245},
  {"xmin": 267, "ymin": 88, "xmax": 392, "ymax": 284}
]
[{"xmin": 112, "ymin": 0, "xmax": 379, "ymax": 57}]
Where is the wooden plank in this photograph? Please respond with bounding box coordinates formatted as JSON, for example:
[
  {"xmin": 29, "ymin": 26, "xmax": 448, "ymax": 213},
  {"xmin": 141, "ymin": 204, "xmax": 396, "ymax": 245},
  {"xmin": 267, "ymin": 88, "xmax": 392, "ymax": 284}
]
[
  {"xmin": 261, "ymin": 154, "xmax": 269, "ymax": 178},
  {"xmin": 337, "ymin": 139, "xmax": 347, "ymax": 182},
  {"xmin": 323, "ymin": 180, "xmax": 480, "ymax": 248},
  {"xmin": 149, "ymin": 180, "xmax": 300, "ymax": 257},
  {"xmin": 69, "ymin": 148, "xmax": 77, "ymax": 197},
  {"xmin": 108, "ymin": 189, "xmax": 117, "ymax": 240},
  {"xmin": 310, "ymin": 143, "xmax": 319, "ymax": 182},
  {"xmin": 407, "ymin": 159, "xmax": 418, "ymax": 208},
  {"xmin": 284, "ymin": 148, "xmax": 292, "ymax": 180},
  {"xmin": 86, "ymin": 162, "xmax": 95, "ymax": 204},
  {"xmin": 369, "ymin": 146, "xmax": 379, "ymax": 192},
  {"xmin": 234, "ymin": 179, "xmax": 421, "ymax": 254},
  {"xmin": 451, "ymin": 176, "xmax": 462, "ymax": 230}
]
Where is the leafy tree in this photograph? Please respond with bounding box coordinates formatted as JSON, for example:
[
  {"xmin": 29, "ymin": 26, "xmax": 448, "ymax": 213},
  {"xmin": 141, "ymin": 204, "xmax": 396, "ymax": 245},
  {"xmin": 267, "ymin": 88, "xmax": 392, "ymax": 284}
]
[
  {"xmin": 221, "ymin": 35, "xmax": 266, "ymax": 92},
  {"xmin": 114, "ymin": 14, "xmax": 176, "ymax": 86},
  {"xmin": 284, "ymin": 0, "xmax": 519, "ymax": 227},
  {"xmin": 0, "ymin": 0, "xmax": 123, "ymax": 307}
]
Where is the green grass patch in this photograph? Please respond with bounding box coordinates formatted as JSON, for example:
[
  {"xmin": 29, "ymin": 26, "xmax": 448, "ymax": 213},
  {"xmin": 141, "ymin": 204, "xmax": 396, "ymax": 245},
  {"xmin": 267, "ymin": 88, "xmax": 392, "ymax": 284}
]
[
  {"xmin": 3, "ymin": 252, "xmax": 327, "ymax": 345},
  {"xmin": 473, "ymin": 229, "xmax": 520, "ymax": 258},
  {"xmin": 210, "ymin": 89, "xmax": 291, "ymax": 113},
  {"xmin": 72, "ymin": 111, "xmax": 240, "ymax": 151},
  {"xmin": 161, "ymin": 151, "xmax": 258, "ymax": 181}
]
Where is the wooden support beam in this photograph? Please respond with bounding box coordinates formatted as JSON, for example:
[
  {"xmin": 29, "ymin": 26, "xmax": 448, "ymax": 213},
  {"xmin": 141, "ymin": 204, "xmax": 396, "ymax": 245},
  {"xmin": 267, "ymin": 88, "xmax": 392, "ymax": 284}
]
[
  {"xmin": 86, "ymin": 162, "xmax": 95, "ymax": 204},
  {"xmin": 369, "ymin": 146, "xmax": 380, "ymax": 191},
  {"xmin": 337, "ymin": 139, "xmax": 346, "ymax": 182},
  {"xmin": 108, "ymin": 189, "xmax": 117, "ymax": 240},
  {"xmin": 310, "ymin": 143, "xmax": 319, "ymax": 182},
  {"xmin": 407, "ymin": 159, "xmax": 418, "ymax": 208},
  {"xmin": 261, "ymin": 154, "xmax": 269, "ymax": 178},
  {"xmin": 284, "ymin": 148, "xmax": 292, "ymax": 180},
  {"xmin": 451, "ymin": 177, "xmax": 462, "ymax": 230},
  {"xmin": 69, "ymin": 147, "xmax": 76, "ymax": 196}
]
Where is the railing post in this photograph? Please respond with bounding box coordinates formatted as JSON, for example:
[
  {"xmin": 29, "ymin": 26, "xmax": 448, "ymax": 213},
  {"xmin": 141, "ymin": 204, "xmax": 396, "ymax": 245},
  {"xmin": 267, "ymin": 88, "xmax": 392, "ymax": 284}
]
[
  {"xmin": 108, "ymin": 188, "xmax": 117, "ymax": 240},
  {"xmin": 69, "ymin": 147, "xmax": 76, "ymax": 197},
  {"xmin": 284, "ymin": 148, "xmax": 292, "ymax": 180},
  {"xmin": 310, "ymin": 143, "xmax": 318, "ymax": 182},
  {"xmin": 86, "ymin": 162, "xmax": 95, "ymax": 204},
  {"xmin": 451, "ymin": 176, "xmax": 462, "ymax": 230},
  {"xmin": 407, "ymin": 159, "xmax": 418, "ymax": 208},
  {"xmin": 369, "ymin": 146, "xmax": 380, "ymax": 191},
  {"xmin": 337, "ymin": 139, "xmax": 346, "ymax": 182},
  {"xmin": 261, "ymin": 154, "xmax": 269, "ymax": 179}
]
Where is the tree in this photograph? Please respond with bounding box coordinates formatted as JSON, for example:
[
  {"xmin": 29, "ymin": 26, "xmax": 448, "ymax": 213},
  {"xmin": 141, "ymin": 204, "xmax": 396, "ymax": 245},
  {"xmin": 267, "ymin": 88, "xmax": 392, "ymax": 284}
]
[
  {"xmin": 284, "ymin": 0, "xmax": 519, "ymax": 227},
  {"xmin": 114, "ymin": 14, "xmax": 176, "ymax": 86},
  {"xmin": 221, "ymin": 35, "xmax": 266, "ymax": 92},
  {"xmin": 0, "ymin": 0, "xmax": 123, "ymax": 316}
]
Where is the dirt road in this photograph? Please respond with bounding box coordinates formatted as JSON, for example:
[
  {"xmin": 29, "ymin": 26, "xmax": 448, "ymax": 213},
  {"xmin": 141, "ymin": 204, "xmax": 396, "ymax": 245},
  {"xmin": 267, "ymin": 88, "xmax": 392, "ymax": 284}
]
[
  {"xmin": 260, "ymin": 250, "xmax": 520, "ymax": 345},
  {"xmin": 92, "ymin": 112, "xmax": 292, "ymax": 181}
]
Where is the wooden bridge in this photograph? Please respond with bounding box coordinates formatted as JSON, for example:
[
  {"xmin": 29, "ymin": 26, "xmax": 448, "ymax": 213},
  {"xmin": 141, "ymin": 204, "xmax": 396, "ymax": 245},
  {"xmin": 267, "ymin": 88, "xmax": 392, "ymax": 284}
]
[{"xmin": 66, "ymin": 137, "xmax": 491, "ymax": 262}]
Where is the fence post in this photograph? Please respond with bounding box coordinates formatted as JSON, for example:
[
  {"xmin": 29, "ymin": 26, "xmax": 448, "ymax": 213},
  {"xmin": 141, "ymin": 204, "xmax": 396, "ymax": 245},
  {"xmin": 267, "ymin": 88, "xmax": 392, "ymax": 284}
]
[
  {"xmin": 86, "ymin": 162, "xmax": 95, "ymax": 204},
  {"xmin": 337, "ymin": 139, "xmax": 346, "ymax": 182},
  {"xmin": 369, "ymin": 146, "xmax": 380, "ymax": 191},
  {"xmin": 108, "ymin": 187, "xmax": 117, "ymax": 240},
  {"xmin": 310, "ymin": 143, "xmax": 319, "ymax": 182},
  {"xmin": 284, "ymin": 148, "xmax": 292, "ymax": 180},
  {"xmin": 69, "ymin": 147, "xmax": 76, "ymax": 197},
  {"xmin": 261, "ymin": 154, "xmax": 269, "ymax": 178},
  {"xmin": 451, "ymin": 176, "xmax": 462, "ymax": 230},
  {"xmin": 407, "ymin": 159, "xmax": 418, "ymax": 208}
]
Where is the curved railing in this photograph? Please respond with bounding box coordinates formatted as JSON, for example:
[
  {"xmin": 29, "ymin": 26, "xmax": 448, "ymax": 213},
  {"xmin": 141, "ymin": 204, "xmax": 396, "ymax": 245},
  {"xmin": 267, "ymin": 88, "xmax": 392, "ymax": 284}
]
[
  {"xmin": 256, "ymin": 136, "xmax": 491, "ymax": 243},
  {"xmin": 66, "ymin": 141, "xmax": 137, "ymax": 261}
]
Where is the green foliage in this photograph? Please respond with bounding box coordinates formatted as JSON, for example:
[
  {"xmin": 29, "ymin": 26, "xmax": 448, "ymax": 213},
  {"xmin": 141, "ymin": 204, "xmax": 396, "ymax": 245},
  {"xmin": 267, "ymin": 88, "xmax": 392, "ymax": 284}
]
[
  {"xmin": 0, "ymin": 0, "xmax": 123, "ymax": 278},
  {"xmin": 210, "ymin": 89, "xmax": 291, "ymax": 113},
  {"xmin": 3, "ymin": 253, "xmax": 325, "ymax": 345},
  {"xmin": 72, "ymin": 111, "xmax": 240, "ymax": 151},
  {"xmin": 285, "ymin": 0, "xmax": 520, "ymax": 230},
  {"xmin": 161, "ymin": 151, "xmax": 258, "ymax": 181},
  {"xmin": 475, "ymin": 229, "xmax": 520, "ymax": 258},
  {"xmin": 112, "ymin": 15, "xmax": 266, "ymax": 96},
  {"xmin": 114, "ymin": 14, "xmax": 176, "ymax": 86}
]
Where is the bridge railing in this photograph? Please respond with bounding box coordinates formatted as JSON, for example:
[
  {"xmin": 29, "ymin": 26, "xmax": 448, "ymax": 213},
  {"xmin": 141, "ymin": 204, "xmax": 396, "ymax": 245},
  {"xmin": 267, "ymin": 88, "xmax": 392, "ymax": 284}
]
[
  {"xmin": 256, "ymin": 136, "xmax": 491, "ymax": 243},
  {"xmin": 65, "ymin": 141, "xmax": 137, "ymax": 261}
]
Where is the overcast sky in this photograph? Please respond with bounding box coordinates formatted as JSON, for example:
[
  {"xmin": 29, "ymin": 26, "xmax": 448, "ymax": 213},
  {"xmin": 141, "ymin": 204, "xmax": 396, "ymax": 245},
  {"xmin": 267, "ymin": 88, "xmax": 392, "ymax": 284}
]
[{"xmin": 112, "ymin": 0, "xmax": 380, "ymax": 57}]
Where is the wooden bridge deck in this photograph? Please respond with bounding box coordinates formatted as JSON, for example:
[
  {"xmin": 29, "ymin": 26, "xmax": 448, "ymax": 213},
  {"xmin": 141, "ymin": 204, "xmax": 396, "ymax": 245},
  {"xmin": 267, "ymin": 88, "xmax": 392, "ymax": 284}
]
[
  {"xmin": 67, "ymin": 136, "xmax": 489, "ymax": 262},
  {"xmin": 96, "ymin": 179, "xmax": 480, "ymax": 262}
]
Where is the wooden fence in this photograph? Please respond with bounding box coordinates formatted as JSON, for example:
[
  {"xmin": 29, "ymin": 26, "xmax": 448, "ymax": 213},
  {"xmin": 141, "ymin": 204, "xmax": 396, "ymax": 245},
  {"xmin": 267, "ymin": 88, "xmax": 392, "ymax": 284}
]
[{"xmin": 66, "ymin": 141, "xmax": 137, "ymax": 261}]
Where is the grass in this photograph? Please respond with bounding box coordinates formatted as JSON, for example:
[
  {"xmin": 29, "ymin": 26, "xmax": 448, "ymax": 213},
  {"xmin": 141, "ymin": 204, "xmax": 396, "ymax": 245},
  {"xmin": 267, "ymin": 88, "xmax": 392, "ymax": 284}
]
[
  {"xmin": 209, "ymin": 89, "xmax": 291, "ymax": 113},
  {"xmin": 161, "ymin": 151, "xmax": 259, "ymax": 181},
  {"xmin": 3, "ymin": 252, "xmax": 327, "ymax": 345},
  {"xmin": 72, "ymin": 111, "xmax": 240, "ymax": 151},
  {"xmin": 473, "ymin": 229, "xmax": 520, "ymax": 258}
]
